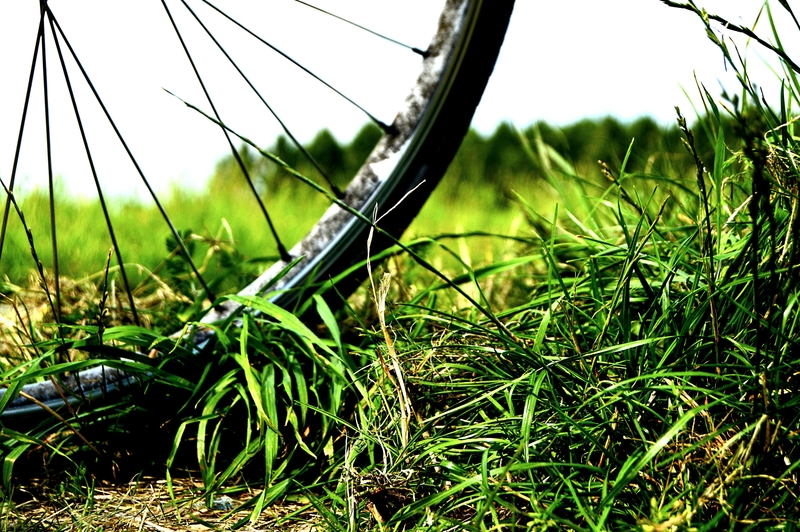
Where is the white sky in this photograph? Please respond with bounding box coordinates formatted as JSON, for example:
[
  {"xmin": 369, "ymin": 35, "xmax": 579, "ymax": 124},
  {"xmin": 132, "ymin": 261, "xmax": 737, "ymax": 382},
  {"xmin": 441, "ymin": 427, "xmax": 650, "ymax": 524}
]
[{"xmin": 0, "ymin": 0, "xmax": 797, "ymax": 198}]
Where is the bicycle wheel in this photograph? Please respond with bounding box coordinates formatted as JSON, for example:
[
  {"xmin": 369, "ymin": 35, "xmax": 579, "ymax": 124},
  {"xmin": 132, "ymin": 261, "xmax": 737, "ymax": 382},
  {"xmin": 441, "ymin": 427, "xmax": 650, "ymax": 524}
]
[{"xmin": 0, "ymin": 0, "xmax": 514, "ymax": 418}]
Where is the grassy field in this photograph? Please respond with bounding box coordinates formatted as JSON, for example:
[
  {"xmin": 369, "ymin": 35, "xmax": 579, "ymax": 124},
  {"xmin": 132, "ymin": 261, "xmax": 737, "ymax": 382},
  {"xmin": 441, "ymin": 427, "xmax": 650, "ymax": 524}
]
[
  {"xmin": 2, "ymin": 2, "xmax": 800, "ymax": 530},
  {"xmin": 0, "ymin": 108, "xmax": 700, "ymax": 292}
]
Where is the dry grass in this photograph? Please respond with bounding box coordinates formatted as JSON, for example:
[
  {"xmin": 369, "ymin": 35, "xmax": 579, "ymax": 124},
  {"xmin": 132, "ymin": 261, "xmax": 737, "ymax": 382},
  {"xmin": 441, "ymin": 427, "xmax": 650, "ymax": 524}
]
[
  {"xmin": 4, "ymin": 477, "xmax": 323, "ymax": 532},
  {"xmin": 0, "ymin": 272, "xmax": 191, "ymax": 368}
]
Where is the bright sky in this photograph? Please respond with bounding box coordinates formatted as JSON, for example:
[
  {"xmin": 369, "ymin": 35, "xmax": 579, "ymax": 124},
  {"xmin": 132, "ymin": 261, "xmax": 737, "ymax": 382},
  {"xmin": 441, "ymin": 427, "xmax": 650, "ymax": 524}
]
[{"xmin": 0, "ymin": 0, "xmax": 796, "ymax": 198}]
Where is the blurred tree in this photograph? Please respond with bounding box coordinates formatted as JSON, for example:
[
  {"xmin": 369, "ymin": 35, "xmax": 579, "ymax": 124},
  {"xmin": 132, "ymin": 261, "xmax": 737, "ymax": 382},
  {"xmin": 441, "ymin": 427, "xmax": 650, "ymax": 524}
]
[
  {"xmin": 308, "ymin": 129, "xmax": 346, "ymax": 186},
  {"xmin": 484, "ymin": 122, "xmax": 531, "ymax": 184},
  {"xmin": 205, "ymin": 116, "xmax": 742, "ymax": 209},
  {"xmin": 208, "ymin": 144, "xmax": 263, "ymax": 196},
  {"xmin": 344, "ymin": 124, "xmax": 382, "ymax": 179}
]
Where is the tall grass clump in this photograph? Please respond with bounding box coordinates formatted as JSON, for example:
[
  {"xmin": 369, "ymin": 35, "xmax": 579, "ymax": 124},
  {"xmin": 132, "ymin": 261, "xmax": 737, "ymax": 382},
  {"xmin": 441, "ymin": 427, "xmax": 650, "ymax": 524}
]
[
  {"xmin": 309, "ymin": 4, "xmax": 800, "ymax": 530},
  {"xmin": 0, "ymin": 288, "xmax": 372, "ymax": 516}
]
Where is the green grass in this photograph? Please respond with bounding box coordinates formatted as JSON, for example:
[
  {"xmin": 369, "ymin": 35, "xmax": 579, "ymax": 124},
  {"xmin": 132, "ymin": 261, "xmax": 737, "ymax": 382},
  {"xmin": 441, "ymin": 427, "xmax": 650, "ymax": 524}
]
[
  {"xmin": 0, "ymin": 111, "xmax": 702, "ymax": 292},
  {"xmin": 0, "ymin": 180, "xmax": 328, "ymax": 288},
  {"xmin": 2, "ymin": 1, "xmax": 800, "ymax": 530}
]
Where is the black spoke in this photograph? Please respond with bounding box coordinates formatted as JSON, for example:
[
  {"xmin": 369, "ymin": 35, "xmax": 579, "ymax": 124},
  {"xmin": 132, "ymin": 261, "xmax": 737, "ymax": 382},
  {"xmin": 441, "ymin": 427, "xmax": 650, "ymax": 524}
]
[
  {"xmin": 293, "ymin": 0, "xmax": 428, "ymax": 57},
  {"xmin": 0, "ymin": 15, "xmax": 45, "ymax": 263},
  {"xmin": 168, "ymin": 0, "xmax": 301, "ymax": 265},
  {"xmin": 0, "ymin": 8, "xmax": 61, "ymax": 323},
  {"xmin": 46, "ymin": 15, "xmax": 140, "ymax": 325},
  {"xmin": 179, "ymin": 0, "xmax": 344, "ymax": 200},
  {"xmin": 41, "ymin": 2, "xmax": 62, "ymax": 324},
  {"xmin": 200, "ymin": 0, "xmax": 394, "ymax": 132},
  {"xmin": 160, "ymin": 1, "xmax": 294, "ymax": 264},
  {"xmin": 47, "ymin": 10, "xmax": 215, "ymax": 302}
]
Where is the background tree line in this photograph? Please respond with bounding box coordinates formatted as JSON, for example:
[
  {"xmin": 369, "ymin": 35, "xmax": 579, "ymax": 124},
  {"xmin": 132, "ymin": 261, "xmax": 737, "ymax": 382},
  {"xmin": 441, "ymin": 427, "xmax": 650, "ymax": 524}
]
[{"xmin": 211, "ymin": 114, "xmax": 738, "ymax": 199}]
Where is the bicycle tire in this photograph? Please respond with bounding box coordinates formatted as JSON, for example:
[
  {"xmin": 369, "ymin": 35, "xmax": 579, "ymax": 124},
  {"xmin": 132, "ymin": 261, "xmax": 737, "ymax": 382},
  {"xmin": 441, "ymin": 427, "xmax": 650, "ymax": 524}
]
[{"xmin": 0, "ymin": 0, "xmax": 515, "ymax": 419}]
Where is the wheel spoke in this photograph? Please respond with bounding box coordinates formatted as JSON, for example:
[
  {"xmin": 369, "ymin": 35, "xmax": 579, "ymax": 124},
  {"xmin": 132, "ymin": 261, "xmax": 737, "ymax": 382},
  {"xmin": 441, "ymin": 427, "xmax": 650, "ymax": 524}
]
[
  {"xmin": 45, "ymin": 15, "xmax": 140, "ymax": 325},
  {"xmin": 293, "ymin": 0, "xmax": 428, "ymax": 57},
  {"xmin": 176, "ymin": 0, "xmax": 342, "ymax": 263},
  {"xmin": 48, "ymin": 9, "xmax": 215, "ymax": 302},
  {"xmin": 0, "ymin": 8, "xmax": 61, "ymax": 323},
  {"xmin": 41, "ymin": 4, "xmax": 63, "ymax": 324},
  {"xmin": 180, "ymin": 0, "xmax": 344, "ymax": 198},
  {"xmin": 200, "ymin": 0, "xmax": 394, "ymax": 132},
  {"xmin": 162, "ymin": 0, "xmax": 299, "ymax": 265},
  {"xmin": 0, "ymin": 14, "xmax": 44, "ymax": 265}
]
